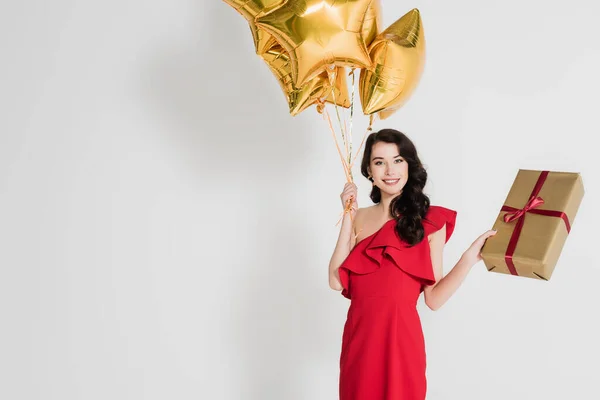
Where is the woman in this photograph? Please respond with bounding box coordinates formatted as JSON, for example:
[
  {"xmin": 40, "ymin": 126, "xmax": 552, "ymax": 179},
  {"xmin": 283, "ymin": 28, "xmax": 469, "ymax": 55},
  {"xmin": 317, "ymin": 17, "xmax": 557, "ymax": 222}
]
[{"xmin": 329, "ymin": 129, "xmax": 496, "ymax": 400}]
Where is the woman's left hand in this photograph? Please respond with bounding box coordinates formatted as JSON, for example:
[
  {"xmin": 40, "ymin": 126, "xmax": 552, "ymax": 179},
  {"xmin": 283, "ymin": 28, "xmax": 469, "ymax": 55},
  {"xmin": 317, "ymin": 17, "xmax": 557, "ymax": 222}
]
[{"xmin": 461, "ymin": 229, "xmax": 498, "ymax": 266}]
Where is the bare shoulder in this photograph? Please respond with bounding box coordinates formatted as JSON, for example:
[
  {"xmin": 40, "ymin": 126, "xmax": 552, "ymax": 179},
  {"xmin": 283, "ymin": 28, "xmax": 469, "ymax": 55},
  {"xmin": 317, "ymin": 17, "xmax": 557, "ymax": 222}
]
[
  {"xmin": 351, "ymin": 206, "xmax": 378, "ymax": 245},
  {"xmin": 358, "ymin": 205, "xmax": 378, "ymax": 218},
  {"xmin": 353, "ymin": 205, "xmax": 376, "ymax": 229},
  {"xmin": 352, "ymin": 208, "xmax": 365, "ymax": 234}
]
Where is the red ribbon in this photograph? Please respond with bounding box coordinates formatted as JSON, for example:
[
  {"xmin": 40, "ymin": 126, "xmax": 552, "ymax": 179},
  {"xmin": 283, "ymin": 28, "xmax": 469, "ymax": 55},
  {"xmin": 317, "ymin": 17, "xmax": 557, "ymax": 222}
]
[
  {"xmin": 500, "ymin": 170, "xmax": 571, "ymax": 276},
  {"xmin": 503, "ymin": 196, "xmax": 545, "ymax": 223}
]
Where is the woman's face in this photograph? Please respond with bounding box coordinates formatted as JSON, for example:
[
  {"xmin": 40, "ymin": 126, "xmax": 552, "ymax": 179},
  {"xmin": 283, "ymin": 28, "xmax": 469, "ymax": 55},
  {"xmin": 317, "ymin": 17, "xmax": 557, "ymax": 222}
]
[{"xmin": 368, "ymin": 141, "xmax": 409, "ymax": 196}]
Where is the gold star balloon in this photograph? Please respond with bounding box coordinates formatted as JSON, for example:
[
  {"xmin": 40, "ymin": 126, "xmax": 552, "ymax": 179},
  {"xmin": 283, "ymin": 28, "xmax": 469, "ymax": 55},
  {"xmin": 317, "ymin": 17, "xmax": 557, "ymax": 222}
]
[
  {"xmin": 223, "ymin": 0, "xmax": 286, "ymax": 55},
  {"xmin": 363, "ymin": 1, "xmax": 382, "ymax": 49},
  {"xmin": 256, "ymin": 0, "xmax": 376, "ymax": 88},
  {"xmin": 262, "ymin": 45, "xmax": 350, "ymax": 116},
  {"xmin": 359, "ymin": 8, "xmax": 426, "ymax": 119}
]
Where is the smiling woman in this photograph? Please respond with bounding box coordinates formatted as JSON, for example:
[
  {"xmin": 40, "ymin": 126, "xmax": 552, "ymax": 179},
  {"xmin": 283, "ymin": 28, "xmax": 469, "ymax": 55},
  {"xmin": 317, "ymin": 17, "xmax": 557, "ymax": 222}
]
[
  {"xmin": 328, "ymin": 128, "xmax": 496, "ymax": 400},
  {"xmin": 372, "ymin": 153, "xmax": 405, "ymax": 187},
  {"xmin": 361, "ymin": 129, "xmax": 430, "ymax": 246}
]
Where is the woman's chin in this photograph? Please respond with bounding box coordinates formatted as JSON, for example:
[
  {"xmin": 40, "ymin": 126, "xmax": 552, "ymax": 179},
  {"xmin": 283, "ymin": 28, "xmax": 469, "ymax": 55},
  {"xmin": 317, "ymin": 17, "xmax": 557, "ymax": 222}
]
[{"xmin": 379, "ymin": 187, "xmax": 404, "ymax": 196}]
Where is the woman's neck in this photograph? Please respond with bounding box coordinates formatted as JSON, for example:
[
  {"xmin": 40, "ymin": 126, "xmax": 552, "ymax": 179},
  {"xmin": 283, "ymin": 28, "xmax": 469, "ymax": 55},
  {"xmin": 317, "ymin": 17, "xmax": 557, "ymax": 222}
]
[{"xmin": 377, "ymin": 191, "xmax": 401, "ymax": 218}]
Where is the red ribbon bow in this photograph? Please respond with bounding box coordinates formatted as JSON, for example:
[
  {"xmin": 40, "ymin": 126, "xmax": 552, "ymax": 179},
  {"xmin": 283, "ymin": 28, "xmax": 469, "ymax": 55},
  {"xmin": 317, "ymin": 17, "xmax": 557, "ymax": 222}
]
[
  {"xmin": 503, "ymin": 196, "xmax": 545, "ymax": 223},
  {"xmin": 499, "ymin": 171, "xmax": 571, "ymax": 276}
]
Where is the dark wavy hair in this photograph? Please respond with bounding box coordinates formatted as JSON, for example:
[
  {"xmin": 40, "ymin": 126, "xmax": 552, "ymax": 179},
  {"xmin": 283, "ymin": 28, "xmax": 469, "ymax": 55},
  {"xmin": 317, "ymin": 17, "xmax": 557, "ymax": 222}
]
[{"xmin": 360, "ymin": 129, "xmax": 430, "ymax": 246}]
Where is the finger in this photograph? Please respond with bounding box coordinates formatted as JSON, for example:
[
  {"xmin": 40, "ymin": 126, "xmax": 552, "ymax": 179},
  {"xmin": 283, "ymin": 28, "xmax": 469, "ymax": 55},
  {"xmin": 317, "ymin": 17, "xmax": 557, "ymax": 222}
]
[
  {"xmin": 480, "ymin": 230, "xmax": 497, "ymax": 239},
  {"xmin": 476, "ymin": 231, "xmax": 497, "ymax": 245},
  {"xmin": 342, "ymin": 188, "xmax": 356, "ymax": 198}
]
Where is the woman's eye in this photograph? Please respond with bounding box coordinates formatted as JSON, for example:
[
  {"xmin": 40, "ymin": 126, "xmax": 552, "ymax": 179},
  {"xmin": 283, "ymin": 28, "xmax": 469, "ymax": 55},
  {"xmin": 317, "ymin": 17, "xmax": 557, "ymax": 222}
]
[{"xmin": 395, "ymin": 159, "xmax": 404, "ymax": 163}]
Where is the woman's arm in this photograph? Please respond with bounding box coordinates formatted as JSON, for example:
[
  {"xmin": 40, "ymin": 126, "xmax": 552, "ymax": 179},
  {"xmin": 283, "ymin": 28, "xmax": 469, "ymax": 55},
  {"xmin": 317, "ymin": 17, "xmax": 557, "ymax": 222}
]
[
  {"xmin": 328, "ymin": 210, "xmax": 358, "ymax": 291},
  {"xmin": 423, "ymin": 226, "xmax": 496, "ymax": 310}
]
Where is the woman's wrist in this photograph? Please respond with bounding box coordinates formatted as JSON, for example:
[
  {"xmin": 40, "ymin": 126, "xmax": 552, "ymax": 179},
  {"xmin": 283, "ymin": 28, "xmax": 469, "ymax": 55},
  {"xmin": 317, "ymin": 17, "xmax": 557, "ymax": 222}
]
[{"xmin": 458, "ymin": 253, "xmax": 477, "ymax": 269}]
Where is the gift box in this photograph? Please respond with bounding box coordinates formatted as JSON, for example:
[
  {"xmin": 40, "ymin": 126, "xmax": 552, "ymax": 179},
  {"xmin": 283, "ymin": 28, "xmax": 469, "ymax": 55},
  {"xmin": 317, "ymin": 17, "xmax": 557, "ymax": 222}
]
[{"xmin": 481, "ymin": 169, "xmax": 584, "ymax": 281}]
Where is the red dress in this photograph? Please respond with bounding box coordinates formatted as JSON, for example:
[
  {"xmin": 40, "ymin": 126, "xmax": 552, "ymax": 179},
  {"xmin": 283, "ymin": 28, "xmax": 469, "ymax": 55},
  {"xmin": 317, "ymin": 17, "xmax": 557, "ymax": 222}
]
[{"xmin": 338, "ymin": 206, "xmax": 457, "ymax": 400}]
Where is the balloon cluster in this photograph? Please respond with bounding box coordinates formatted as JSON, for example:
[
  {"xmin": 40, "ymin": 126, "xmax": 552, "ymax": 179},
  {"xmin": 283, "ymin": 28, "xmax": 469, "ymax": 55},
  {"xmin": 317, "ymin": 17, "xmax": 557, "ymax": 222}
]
[{"xmin": 223, "ymin": 0, "xmax": 426, "ymax": 120}]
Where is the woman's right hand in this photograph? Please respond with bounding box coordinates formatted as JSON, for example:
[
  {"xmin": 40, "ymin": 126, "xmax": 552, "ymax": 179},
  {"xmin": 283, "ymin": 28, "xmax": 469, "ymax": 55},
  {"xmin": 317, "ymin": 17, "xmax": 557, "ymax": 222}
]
[{"xmin": 340, "ymin": 182, "xmax": 358, "ymax": 215}]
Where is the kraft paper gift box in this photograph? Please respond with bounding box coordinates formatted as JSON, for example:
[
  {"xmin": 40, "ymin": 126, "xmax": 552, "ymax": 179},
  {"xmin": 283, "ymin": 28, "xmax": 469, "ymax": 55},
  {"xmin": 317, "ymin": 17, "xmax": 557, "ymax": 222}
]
[{"xmin": 481, "ymin": 169, "xmax": 584, "ymax": 281}]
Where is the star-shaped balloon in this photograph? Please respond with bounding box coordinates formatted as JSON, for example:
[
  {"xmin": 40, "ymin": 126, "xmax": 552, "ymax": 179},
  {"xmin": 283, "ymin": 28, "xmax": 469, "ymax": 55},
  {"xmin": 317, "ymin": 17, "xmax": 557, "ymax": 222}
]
[
  {"xmin": 256, "ymin": 0, "xmax": 375, "ymax": 88},
  {"xmin": 223, "ymin": 0, "xmax": 286, "ymax": 55},
  {"xmin": 362, "ymin": 1, "xmax": 382, "ymax": 49},
  {"xmin": 359, "ymin": 8, "xmax": 426, "ymax": 120},
  {"xmin": 262, "ymin": 45, "xmax": 350, "ymax": 116}
]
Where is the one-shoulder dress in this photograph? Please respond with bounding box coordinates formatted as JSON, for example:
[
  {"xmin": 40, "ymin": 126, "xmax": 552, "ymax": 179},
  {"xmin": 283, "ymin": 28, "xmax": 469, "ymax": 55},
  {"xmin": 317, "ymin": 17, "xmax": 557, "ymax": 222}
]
[{"xmin": 338, "ymin": 206, "xmax": 457, "ymax": 400}]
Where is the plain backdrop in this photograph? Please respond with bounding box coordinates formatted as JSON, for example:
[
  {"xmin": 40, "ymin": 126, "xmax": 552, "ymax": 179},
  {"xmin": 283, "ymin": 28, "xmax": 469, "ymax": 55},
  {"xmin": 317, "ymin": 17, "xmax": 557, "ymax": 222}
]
[{"xmin": 1, "ymin": 0, "xmax": 599, "ymax": 399}]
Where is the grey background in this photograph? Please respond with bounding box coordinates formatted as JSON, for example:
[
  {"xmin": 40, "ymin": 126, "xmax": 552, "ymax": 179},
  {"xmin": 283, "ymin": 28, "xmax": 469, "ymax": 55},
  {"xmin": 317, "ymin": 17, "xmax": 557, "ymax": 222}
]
[{"xmin": 1, "ymin": 0, "xmax": 599, "ymax": 399}]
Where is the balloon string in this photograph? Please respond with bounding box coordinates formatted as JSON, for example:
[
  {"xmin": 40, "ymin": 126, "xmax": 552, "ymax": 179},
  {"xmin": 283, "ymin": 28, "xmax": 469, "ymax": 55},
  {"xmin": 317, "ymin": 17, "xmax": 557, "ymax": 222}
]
[
  {"xmin": 320, "ymin": 102, "xmax": 357, "ymax": 229},
  {"xmin": 322, "ymin": 102, "xmax": 351, "ymax": 182},
  {"xmin": 349, "ymin": 114, "xmax": 373, "ymax": 168},
  {"xmin": 348, "ymin": 68, "xmax": 355, "ymax": 169},
  {"xmin": 328, "ymin": 69, "xmax": 351, "ymax": 181},
  {"xmin": 322, "ymin": 68, "xmax": 366, "ymax": 236}
]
